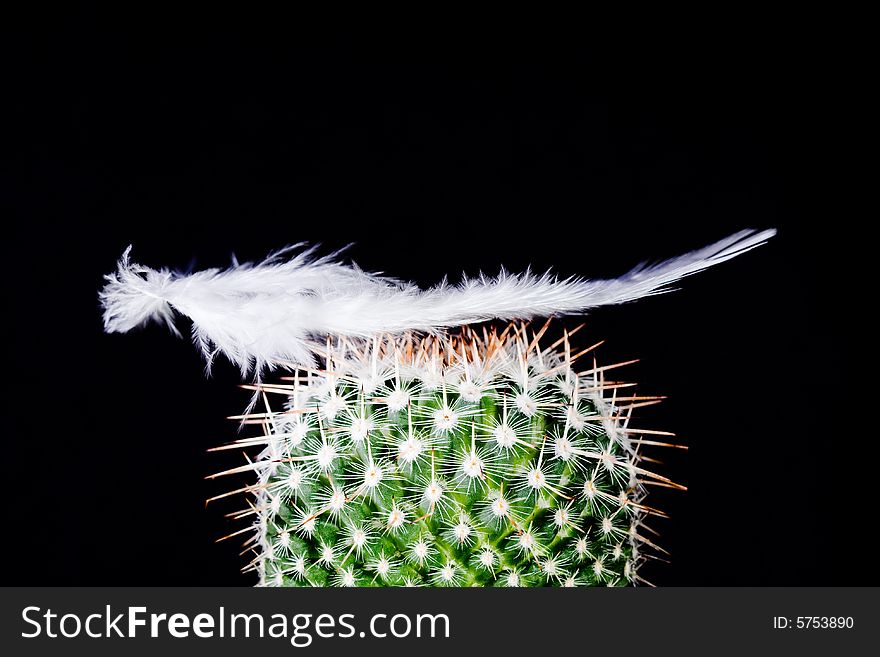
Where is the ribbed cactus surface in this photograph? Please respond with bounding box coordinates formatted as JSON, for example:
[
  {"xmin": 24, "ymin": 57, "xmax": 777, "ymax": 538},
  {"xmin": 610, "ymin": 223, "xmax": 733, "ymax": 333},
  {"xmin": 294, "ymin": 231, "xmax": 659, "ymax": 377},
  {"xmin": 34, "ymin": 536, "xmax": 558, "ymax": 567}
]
[{"xmin": 213, "ymin": 323, "xmax": 673, "ymax": 586}]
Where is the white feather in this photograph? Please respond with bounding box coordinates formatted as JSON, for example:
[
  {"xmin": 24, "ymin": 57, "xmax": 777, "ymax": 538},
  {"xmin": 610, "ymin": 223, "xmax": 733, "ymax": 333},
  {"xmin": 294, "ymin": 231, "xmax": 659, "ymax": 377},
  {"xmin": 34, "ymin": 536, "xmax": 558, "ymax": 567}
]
[{"xmin": 100, "ymin": 229, "xmax": 775, "ymax": 373}]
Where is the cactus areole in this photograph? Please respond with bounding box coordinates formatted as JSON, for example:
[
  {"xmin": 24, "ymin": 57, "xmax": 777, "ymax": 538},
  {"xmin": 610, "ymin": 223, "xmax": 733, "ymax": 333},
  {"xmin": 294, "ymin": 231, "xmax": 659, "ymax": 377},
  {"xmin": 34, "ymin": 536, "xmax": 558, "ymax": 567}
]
[{"xmin": 99, "ymin": 229, "xmax": 775, "ymax": 586}]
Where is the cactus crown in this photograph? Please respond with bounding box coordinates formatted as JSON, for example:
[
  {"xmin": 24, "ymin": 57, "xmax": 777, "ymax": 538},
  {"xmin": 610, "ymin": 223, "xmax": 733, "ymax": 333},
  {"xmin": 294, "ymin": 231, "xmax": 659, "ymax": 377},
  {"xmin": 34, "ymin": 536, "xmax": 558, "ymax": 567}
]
[{"xmin": 213, "ymin": 321, "xmax": 675, "ymax": 587}]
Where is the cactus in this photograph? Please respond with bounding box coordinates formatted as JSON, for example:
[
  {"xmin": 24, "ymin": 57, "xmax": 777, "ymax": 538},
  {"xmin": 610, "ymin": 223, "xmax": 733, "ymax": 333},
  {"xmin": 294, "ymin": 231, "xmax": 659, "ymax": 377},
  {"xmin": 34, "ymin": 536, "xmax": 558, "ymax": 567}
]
[{"xmin": 212, "ymin": 322, "xmax": 674, "ymax": 587}]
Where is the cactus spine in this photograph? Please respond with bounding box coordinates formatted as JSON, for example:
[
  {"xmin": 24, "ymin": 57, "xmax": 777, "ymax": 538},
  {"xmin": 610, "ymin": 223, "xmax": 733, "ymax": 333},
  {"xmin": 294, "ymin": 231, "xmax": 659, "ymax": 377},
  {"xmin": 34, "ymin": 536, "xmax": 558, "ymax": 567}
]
[{"xmin": 212, "ymin": 322, "xmax": 676, "ymax": 587}]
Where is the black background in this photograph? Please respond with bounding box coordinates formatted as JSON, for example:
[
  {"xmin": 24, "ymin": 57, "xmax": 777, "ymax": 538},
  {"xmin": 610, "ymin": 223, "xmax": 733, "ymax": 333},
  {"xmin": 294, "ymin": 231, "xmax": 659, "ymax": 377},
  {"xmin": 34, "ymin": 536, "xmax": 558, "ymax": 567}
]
[{"xmin": 5, "ymin": 14, "xmax": 866, "ymax": 585}]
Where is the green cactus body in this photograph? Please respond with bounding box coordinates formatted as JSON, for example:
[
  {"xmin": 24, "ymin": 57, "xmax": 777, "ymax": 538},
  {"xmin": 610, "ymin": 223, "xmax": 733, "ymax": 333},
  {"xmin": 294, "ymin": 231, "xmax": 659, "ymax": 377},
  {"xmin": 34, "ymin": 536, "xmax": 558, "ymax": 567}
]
[{"xmin": 217, "ymin": 323, "xmax": 668, "ymax": 587}]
